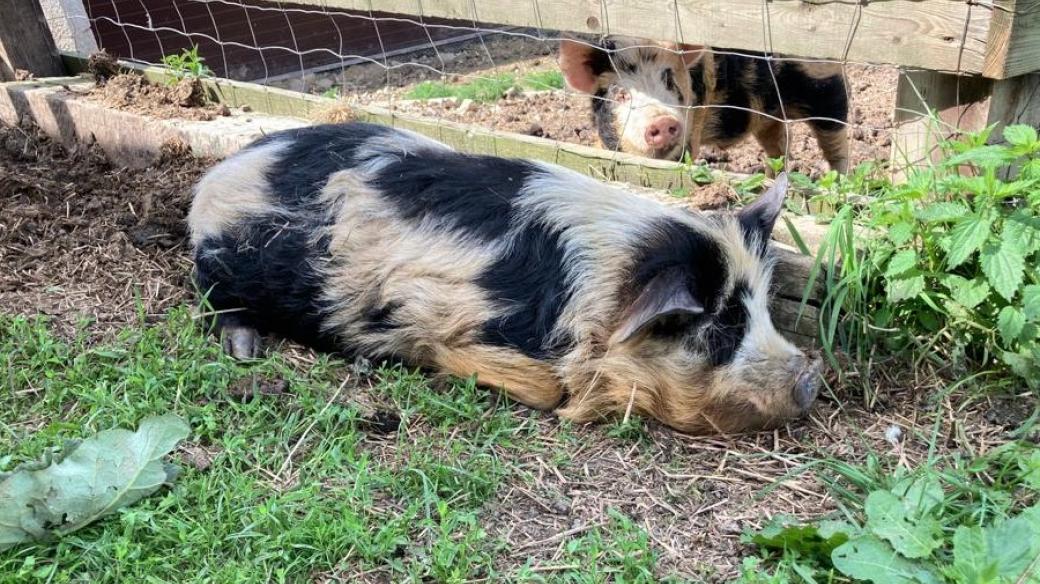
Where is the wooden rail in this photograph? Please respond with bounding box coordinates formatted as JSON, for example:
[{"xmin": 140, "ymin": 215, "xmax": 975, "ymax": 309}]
[{"xmin": 315, "ymin": 0, "xmax": 1040, "ymax": 79}]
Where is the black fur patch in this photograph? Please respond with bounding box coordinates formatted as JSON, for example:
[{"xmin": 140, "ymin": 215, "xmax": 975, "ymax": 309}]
[
  {"xmin": 626, "ymin": 218, "xmax": 750, "ymax": 360},
  {"xmin": 773, "ymin": 64, "xmax": 848, "ymax": 131},
  {"xmin": 256, "ymin": 123, "xmax": 394, "ymax": 207},
  {"xmin": 711, "ymin": 54, "xmax": 754, "ymax": 142},
  {"xmin": 370, "ymin": 150, "xmax": 538, "ymax": 241},
  {"xmin": 361, "ymin": 301, "xmax": 401, "ymax": 334},
  {"xmin": 478, "ymin": 206, "xmax": 573, "ymax": 360},
  {"xmin": 628, "ymin": 218, "xmax": 728, "ymax": 314},
  {"xmin": 194, "ymin": 220, "xmax": 339, "ymax": 352},
  {"xmin": 591, "ymin": 88, "xmax": 621, "ymax": 150},
  {"xmin": 703, "ymin": 281, "xmax": 750, "ymax": 365}
]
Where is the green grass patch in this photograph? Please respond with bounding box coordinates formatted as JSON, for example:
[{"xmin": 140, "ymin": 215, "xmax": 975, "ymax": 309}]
[
  {"xmin": 0, "ymin": 310, "xmax": 678, "ymax": 582},
  {"xmin": 405, "ymin": 70, "xmax": 564, "ymax": 103}
]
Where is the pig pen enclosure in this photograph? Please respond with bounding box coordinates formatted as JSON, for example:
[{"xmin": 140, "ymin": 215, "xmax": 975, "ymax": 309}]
[{"xmin": 3, "ymin": 0, "xmax": 1040, "ymax": 582}]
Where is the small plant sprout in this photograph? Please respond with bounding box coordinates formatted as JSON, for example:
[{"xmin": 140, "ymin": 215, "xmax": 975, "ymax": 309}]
[{"xmin": 161, "ymin": 45, "xmax": 212, "ymax": 81}]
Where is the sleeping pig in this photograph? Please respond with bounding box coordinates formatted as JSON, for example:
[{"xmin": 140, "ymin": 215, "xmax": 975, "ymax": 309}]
[
  {"xmin": 559, "ymin": 36, "xmax": 850, "ymax": 173},
  {"xmin": 188, "ymin": 122, "xmax": 822, "ymax": 434}
]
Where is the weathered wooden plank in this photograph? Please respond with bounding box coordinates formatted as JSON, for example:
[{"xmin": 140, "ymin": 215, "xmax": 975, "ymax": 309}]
[
  {"xmin": 310, "ymin": 0, "xmax": 1004, "ymax": 76},
  {"xmin": 985, "ymin": 0, "xmax": 1040, "ymax": 78},
  {"xmin": 0, "ymin": 0, "xmax": 65, "ymax": 80},
  {"xmin": 891, "ymin": 68, "xmax": 1040, "ymax": 177}
]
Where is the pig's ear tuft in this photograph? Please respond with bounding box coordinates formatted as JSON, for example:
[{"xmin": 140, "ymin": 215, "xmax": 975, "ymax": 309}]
[
  {"xmin": 559, "ymin": 39, "xmax": 602, "ymax": 94},
  {"xmin": 737, "ymin": 172, "xmax": 788, "ymax": 254},
  {"xmin": 611, "ymin": 267, "xmax": 705, "ymax": 345}
]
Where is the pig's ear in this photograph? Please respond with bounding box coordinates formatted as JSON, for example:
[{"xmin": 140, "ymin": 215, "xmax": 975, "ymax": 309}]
[
  {"xmin": 738, "ymin": 172, "xmax": 788, "ymax": 254},
  {"xmin": 612, "ymin": 267, "xmax": 705, "ymax": 345},
  {"xmin": 678, "ymin": 43, "xmax": 706, "ymax": 68},
  {"xmin": 559, "ymin": 39, "xmax": 602, "ymax": 94}
]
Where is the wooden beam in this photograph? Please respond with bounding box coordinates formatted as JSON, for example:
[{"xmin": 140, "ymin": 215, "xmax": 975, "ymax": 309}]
[
  {"xmin": 984, "ymin": 0, "xmax": 1040, "ymax": 78},
  {"xmin": 308, "ymin": 0, "xmax": 1011, "ymax": 77},
  {"xmin": 0, "ymin": 0, "xmax": 64, "ymax": 81},
  {"xmin": 890, "ymin": 69, "xmax": 1040, "ymax": 176}
]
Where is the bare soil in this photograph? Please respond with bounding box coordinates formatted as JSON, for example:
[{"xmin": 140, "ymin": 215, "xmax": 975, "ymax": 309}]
[
  {"xmin": 285, "ymin": 34, "xmax": 899, "ymax": 176},
  {"xmin": 1, "ymin": 121, "xmax": 1029, "ymax": 581},
  {"xmin": 87, "ymin": 73, "xmax": 229, "ymax": 121},
  {"xmin": 0, "ymin": 122, "xmax": 209, "ymax": 339}
]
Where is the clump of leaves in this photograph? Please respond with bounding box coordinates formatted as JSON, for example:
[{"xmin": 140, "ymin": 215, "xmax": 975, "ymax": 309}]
[
  {"xmin": 742, "ymin": 442, "xmax": 1040, "ymax": 583},
  {"xmin": 162, "ymin": 45, "xmax": 212, "ymax": 81},
  {"xmin": 816, "ymin": 124, "xmax": 1040, "ymax": 389},
  {"xmin": 0, "ymin": 414, "xmax": 190, "ymax": 549}
]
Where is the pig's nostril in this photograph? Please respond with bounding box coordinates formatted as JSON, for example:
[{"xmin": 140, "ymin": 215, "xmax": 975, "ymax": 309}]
[
  {"xmin": 649, "ymin": 128, "xmax": 660, "ymax": 137},
  {"xmin": 667, "ymin": 124, "xmax": 678, "ymax": 136}
]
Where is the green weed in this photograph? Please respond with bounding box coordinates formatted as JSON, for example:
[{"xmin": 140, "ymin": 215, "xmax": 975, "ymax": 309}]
[
  {"xmin": 808, "ymin": 124, "xmax": 1040, "ymax": 395},
  {"xmin": 161, "ymin": 45, "xmax": 211, "ymax": 81},
  {"xmin": 740, "ymin": 440, "xmax": 1040, "ymax": 583}
]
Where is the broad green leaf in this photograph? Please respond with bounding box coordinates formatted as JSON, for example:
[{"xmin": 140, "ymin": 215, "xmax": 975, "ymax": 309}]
[
  {"xmin": 751, "ymin": 516, "xmax": 855, "ymax": 557},
  {"xmin": 889, "ymin": 222, "xmax": 914, "ymax": 246},
  {"xmin": 981, "ymin": 241, "xmax": 1026, "ymax": 301},
  {"xmin": 1004, "ymin": 124, "xmax": 1039, "ymax": 148},
  {"xmin": 1024, "ymin": 285, "xmax": 1040, "ymax": 320},
  {"xmin": 1003, "ymin": 213, "xmax": 1040, "ymax": 255},
  {"xmin": 888, "ymin": 275, "xmax": 926, "ymax": 303},
  {"xmin": 891, "ymin": 476, "xmax": 944, "ymax": 517},
  {"xmin": 944, "ymin": 144, "xmax": 1018, "ymax": 169},
  {"xmin": 944, "ymin": 276, "xmax": 991, "ymax": 310},
  {"xmin": 0, "ymin": 414, "xmax": 189, "ymax": 550},
  {"xmin": 832, "ymin": 535, "xmax": 943, "ymax": 584},
  {"xmin": 998, "ymin": 307, "xmax": 1027, "ymax": 345},
  {"xmin": 1020, "ymin": 450, "xmax": 1040, "ymax": 491},
  {"xmin": 886, "ymin": 250, "xmax": 919, "ymax": 278},
  {"xmin": 1002, "ymin": 350, "xmax": 1037, "ymax": 383},
  {"xmin": 865, "ymin": 490, "xmax": 943, "ymax": 559},
  {"xmin": 947, "ymin": 213, "xmax": 994, "ymax": 268},
  {"xmin": 914, "ymin": 202, "xmax": 969, "ymax": 223},
  {"xmin": 950, "ymin": 504, "xmax": 1040, "ymax": 583}
]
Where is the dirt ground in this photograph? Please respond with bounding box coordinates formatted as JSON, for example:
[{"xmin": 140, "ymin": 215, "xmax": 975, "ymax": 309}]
[
  {"xmin": 275, "ymin": 33, "xmax": 898, "ymax": 176},
  {"xmin": 1, "ymin": 122, "xmax": 1029, "ymax": 581}
]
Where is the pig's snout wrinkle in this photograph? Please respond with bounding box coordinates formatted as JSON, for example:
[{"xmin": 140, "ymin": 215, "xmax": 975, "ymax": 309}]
[
  {"xmin": 793, "ymin": 357, "xmax": 823, "ymax": 411},
  {"xmin": 645, "ymin": 116, "xmax": 681, "ymax": 150}
]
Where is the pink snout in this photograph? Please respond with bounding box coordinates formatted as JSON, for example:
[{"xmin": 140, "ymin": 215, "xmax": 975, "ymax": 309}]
[{"xmin": 644, "ymin": 116, "xmax": 682, "ymax": 151}]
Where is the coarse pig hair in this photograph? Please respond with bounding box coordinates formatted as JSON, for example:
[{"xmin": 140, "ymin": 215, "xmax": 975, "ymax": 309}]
[{"xmin": 188, "ymin": 122, "xmax": 821, "ymax": 434}]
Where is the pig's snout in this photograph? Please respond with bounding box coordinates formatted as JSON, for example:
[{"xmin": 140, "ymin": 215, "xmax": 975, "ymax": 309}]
[
  {"xmin": 645, "ymin": 116, "xmax": 681, "ymax": 151},
  {"xmin": 793, "ymin": 357, "xmax": 823, "ymax": 412}
]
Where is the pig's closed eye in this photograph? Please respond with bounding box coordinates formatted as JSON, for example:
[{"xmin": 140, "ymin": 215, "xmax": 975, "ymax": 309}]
[
  {"xmin": 615, "ymin": 88, "xmax": 631, "ymax": 103},
  {"xmin": 662, "ymin": 68, "xmax": 676, "ymax": 93}
]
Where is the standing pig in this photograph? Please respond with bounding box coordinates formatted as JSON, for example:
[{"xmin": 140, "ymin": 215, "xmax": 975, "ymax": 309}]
[
  {"xmin": 559, "ymin": 36, "xmax": 850, "ymax": 173},
  {"xmin": 189, "ymin": 122, "xmax": 822, "ymax": 434}
]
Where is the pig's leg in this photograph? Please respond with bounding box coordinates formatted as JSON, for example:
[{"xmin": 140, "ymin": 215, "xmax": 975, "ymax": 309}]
[
  {"xmin": 751, "ymin": 119, "xmax": 788, "ymax": 176},
  {"xmin": 432, "ymin": 344, "xmax": 564, "ymax": 410},
  {"xmin": 217, "ymin": 313, "xmax": 263, "ymax": 359},
  {"xmin": 810, "ymin": 123, "xmax": 850, "ymax": 174}
]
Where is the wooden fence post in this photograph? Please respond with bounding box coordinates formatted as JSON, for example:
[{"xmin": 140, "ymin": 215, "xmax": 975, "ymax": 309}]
[
  {"xmin": 890, "ymin": 70, "xmax": 1040, "ymax": 177},
  {"xmin": 0, "ymin": 0, "xmax": 65, "ymax": 81}
]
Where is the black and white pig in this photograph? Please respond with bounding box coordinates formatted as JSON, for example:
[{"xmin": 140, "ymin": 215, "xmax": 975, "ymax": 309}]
[
  {"xmin": 188, "ymin": 122, "xmax": 822, "ymax": 434},
  {"xmin": 559, "ymin": 36, "xmax": 850, "ymax": 173}
]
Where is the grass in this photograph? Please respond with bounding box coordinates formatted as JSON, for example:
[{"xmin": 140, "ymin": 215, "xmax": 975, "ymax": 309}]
[
  {"xmin": 0, "ymin": 309, "xmax": 661, "ymax": 582},
  {"xmin": 404, "ymin": 70, "xmax": 564, "ymax": 102}
]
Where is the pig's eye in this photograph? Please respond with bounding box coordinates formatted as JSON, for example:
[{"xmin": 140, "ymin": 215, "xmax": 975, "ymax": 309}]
[
  {"xmin": 662, "ymin": 68, "xmax": 676, "ymax": 93},
  {"xmin": 615, "ymin": 88, "xmax": 631, "ymax": 103}
]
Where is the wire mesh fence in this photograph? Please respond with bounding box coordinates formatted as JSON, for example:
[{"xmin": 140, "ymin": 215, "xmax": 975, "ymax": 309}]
[{"xmin": 35, "ymin": 0, "xmax": 1039, "ymax": 178}]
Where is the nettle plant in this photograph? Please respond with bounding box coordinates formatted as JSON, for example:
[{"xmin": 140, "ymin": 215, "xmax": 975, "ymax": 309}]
[{"xmin": 821, "ymin": 125, "xmax": 1040, "ymax": 388}]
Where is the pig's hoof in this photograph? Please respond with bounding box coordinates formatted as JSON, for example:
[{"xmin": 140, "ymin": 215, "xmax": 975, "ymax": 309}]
[{"xmin": 221, "ymin": 326, "xmax": 262, "ymax": 360}]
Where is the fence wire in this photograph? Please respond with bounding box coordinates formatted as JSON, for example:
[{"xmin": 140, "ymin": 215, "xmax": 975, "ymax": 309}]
[{"xmin": 37, "ymin": 0, "xmax": 1035, "ymax": 177}]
